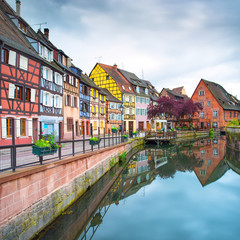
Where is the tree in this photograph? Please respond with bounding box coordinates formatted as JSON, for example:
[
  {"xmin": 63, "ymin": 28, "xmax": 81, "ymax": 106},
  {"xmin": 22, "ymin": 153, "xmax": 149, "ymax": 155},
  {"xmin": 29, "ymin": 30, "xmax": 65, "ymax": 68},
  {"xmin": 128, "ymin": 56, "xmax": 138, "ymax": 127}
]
[{"xmin": 147, "ymin": 97, "xmax": 202, "ymax": 122}]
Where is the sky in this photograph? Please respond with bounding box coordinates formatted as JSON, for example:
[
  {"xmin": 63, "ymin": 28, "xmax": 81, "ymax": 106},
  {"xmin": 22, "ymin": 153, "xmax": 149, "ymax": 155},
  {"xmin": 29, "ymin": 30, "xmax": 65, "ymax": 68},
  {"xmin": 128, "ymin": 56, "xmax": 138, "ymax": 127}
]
[{"xmin": 6, "ymin": 0, "xmax": 240, "ymax": 98}]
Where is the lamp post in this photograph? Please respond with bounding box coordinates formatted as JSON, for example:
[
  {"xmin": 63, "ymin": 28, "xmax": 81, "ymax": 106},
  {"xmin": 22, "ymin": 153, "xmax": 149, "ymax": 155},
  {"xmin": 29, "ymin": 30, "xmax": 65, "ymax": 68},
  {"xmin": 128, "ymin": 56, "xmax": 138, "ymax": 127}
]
[{"xmin": 119, "ymin": 104, "xmax": 124, "ymax": 134}]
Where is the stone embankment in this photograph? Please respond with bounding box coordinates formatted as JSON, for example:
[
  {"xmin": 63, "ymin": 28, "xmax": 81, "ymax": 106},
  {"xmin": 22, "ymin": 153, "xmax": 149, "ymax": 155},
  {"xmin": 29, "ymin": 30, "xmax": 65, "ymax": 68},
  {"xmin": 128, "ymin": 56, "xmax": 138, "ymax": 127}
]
[
  {"xmin": 0, "ymin": 138, "xmax": 142, "ymax": 240},
  {"xmin": 226, "ymin": 126, "xmax": 240, "ymax": 151}
]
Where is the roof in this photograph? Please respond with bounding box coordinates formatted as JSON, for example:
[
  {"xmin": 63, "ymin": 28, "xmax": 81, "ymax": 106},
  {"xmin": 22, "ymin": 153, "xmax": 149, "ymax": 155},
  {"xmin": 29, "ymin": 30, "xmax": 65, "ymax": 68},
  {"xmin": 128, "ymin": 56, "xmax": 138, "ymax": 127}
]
[
  {"xmin": 141, "ymin": 79, "xmax": 159, "ymax": 101},
  {"xmin": 97, "ymin": 63, "xmax": 135, "ymax": 94},
  {"xmin": 202, "ymin": 79, "xmax": 240, "ymax": 111},
  {"xmin": 100, "ymin": 88, "xmax": 122, "ymax": 103},
  {"xmin": 0, "ymin": 5, "xmax": 40, "ymax": 60},
  {"xmin": 118, "ymin": 69, "xmax": 145, "ymax": 87},
  {"xmin": 160, "ymin": 88, "xmax": 189, "ymax": 101},
  {"xmin": 81, "ymin": 73, "xmax": 106, "ymax": 94},
  {"xmin": 172, "ymin": 86, "xmax": 186, "ymax": 95}
]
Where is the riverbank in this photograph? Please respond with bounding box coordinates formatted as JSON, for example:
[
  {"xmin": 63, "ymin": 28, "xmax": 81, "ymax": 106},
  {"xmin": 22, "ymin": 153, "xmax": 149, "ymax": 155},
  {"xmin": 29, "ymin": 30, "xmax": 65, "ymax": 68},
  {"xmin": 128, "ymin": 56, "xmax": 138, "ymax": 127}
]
[
  {"xmin": 0, "ymin": 138, "xmax": 143, "ymax": 240},
  {"xmin": 226, "ymin": 126, "xmax": 240, "ymax": 151}
]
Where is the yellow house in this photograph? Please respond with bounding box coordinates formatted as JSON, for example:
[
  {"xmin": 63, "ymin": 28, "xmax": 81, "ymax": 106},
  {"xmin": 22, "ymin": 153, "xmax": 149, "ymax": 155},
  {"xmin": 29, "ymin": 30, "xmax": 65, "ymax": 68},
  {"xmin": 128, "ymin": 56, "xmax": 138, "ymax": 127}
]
[{"xmin": 90, "ymin": 63, "xmax": 136, "ymax": 132}]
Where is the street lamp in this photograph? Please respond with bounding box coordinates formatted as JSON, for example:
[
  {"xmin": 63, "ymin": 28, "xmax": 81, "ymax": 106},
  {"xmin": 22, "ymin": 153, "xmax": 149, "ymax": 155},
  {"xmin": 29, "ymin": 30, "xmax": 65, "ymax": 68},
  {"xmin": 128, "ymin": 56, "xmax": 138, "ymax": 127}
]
[{"xmin": 119, "ymin": 104, "xmax": 124, "ymax": 134}]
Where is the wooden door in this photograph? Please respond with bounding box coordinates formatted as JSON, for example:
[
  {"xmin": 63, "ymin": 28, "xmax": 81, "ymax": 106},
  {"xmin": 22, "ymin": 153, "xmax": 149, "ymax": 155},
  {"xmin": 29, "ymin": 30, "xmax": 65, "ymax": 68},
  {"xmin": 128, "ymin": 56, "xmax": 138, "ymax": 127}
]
[
  {"xmin": 138, "ymin": 122, "xmax": 144, "ymax": 131},
  {"xmin": 32, "ymin": 118, "xmax": 38, "ymax": 141},
  {"xmin": 129, "ymin": 121, "xmax": 133, "ymax": 132}
]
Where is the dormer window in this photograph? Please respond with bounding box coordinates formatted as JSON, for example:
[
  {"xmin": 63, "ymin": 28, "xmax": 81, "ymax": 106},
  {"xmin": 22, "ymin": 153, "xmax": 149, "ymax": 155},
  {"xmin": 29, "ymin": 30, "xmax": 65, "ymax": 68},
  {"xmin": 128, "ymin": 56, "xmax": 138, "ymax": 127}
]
[
  {"xmin": 58, "ymin": 54, "xmax": 62, "ymax": 64},
  {"xmin": 145, "ymin": 88, "xmax": 148, "ymax": 94},
  {"xmin": 122, "ymin": 85, "xmax": 125, "ymax": 90},
  {"xmin": 18, "ymin": 20, "xmax": 27, "ymax": 33},
  {"xmin": 128, "ymin": 86, "xmax": 131, "ymax": 91},
  {"xmin": 39, "ymin": 43, "xmax": 53, "ymax": 62},
  {"xmin": 136, "ymin": 86, "xmax": 140, "ymax": 93},
  {"xmin": 106, "ymin": 75, "xmax": 109, "ymax": 80}
]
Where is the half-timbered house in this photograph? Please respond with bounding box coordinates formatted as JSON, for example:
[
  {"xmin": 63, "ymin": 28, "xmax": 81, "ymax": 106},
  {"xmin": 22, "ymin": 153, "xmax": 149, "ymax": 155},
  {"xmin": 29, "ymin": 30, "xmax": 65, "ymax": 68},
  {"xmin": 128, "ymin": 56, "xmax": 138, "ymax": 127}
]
[
  {"xmin": 100, "ymin": 88, "xmax": 123, "ymax": 133},
  {"xmin": 1, "ymin": 0, "xmax": 64, "ymax": 141},
  {"xmin": 0, "ymin": 1, "xmax": 41, "ymax": 145},
  {"xmin": 90, "ymin": 63, "xmax": 135, "ymax": 132}
]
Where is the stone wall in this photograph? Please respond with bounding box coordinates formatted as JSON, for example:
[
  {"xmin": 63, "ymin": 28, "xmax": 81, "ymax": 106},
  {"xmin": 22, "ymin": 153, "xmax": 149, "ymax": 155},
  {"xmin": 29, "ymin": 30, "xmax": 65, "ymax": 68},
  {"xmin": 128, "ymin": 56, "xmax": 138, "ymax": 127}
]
[
  {"xmin": 226, "ymin": 126, "xmax": 240, "ymax": 151},
  {"xmin": 0, "ymin": 139, "xmax": 141, "ymax": 240}
]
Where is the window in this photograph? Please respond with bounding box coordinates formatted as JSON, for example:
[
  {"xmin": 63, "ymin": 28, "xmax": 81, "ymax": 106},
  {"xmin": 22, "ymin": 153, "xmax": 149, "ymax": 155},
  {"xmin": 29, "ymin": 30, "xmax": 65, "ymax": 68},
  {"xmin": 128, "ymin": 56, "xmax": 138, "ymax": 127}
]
[
  {"xmin": 207, "ymin": 101, "xmax": 210, "ymax": 106},
  {"xmin": 213, "ymin": 149, "xmax": 218, "ymax": 155},
  {"xmin": 94, "ymin": 121, "xmax": 97, "ymax": 130},
  {"xmin": 55, "ymin": 73, "xmax": 63, "ymax": 85},
  {"xmin": 1, "ymin": 49, "xmax": 8, "ymax": 63},
  {"xmin": 58, "ymin": 54, "xmax": 62, "ymax": 64},
  {"xmin": 136, "ymin": 96, "xmax": 139, "ymax": 103},
  {"xmin": 74, "ymin": 97, "xmax": 77, "ymax": 108},
  {"xmin": 199, "ymin": 90, "xmax": 205, "ymax": 96},
  {"xmin": 20, "ymin": 119, "xmax": 26, "ymax": 136},
  {"xmin": 122, "ymin": 85, "xmax": 125, "ymax": 90},
  {"xmin": 19, "ymin": 55, "xmax": 28, "ymax": 71},
  {"xmin": 43, "ymin": 67, "xmax": 52, "ymax": 81},
  {"xmin": 129, "ymin": 108, "xmax": 133, "ymax": 115},
  {"xmin": 208, "ymin": 160, "xmax": 212, "ymax": 165},
  {"xmin": 128, "ymin": 86, "xmax": 131, "ymax": 91},
  {"xmin": 15, "ymin": 85, "xmax": 23, "ymax": 100},
  {"xmin": 7, "ymin": 118, "xmax": 12, "ymax": 137},
  {"xmin": 66, "ymin": 95, "xmax": 70, "ymax": 106},
  {"xmin": 213, "ymin": 111, "xmax": 217, "ymax": 117},
  {"xmin": 67, "ymin": 118, "xmax": 73, "ymax": 131},
  {"xmin": 106, "ymin": 75, "xmax": 109, "ymax": 80},
  {"xmin": 200, "ymin": 112, "xmax": 204, "ymax": 118},
  {"xmin": 201, "ymin": 102, "xmax": 204, "ymax": 107},
  {"xmin": 145, "ymin": 88, "xmax": 148, "ymax": 94},
  {"xmin": 8, "ymin": 50, "xmax": 16, "ymax": 66},
  {"xmin": 212, "ymin": 122, "xmax": 218, "ymax": 128},
  {"xmin": 129, "ymin": 96, "xmax": 132, "ymax": 103},
  {"xmin": 200, "ymin": 170, "xmax": 206, "ymax": 175},
  {"xmin": 25, "ymin": 88, "xmax": 30, "ymax": 101},
  {"xmin": 136, "ymin": 86, "xmax": 139, "ymax": 93},
  {"xmin": 230, "ymin": 112, "xmax": 232, "ymax": 118},
  {"xmin": 101, "ymin": 121, "xmax": 104, "ymax": 129}
]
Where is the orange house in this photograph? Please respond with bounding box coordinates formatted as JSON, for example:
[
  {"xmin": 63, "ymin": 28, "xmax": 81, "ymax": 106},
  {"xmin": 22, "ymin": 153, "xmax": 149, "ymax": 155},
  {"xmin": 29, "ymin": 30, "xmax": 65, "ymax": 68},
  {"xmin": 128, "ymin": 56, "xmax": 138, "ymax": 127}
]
[{"xmin": 191, "ymin": 79, "xmax": 240, "ymax": 130}]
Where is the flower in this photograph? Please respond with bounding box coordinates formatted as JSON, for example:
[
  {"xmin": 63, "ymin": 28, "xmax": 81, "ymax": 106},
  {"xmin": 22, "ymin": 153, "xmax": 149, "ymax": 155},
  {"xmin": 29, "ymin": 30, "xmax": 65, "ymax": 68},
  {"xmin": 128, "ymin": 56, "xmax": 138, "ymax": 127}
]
[{"xmin": 34, "ymin": 131, "xmax": 63, "ymax": 149}]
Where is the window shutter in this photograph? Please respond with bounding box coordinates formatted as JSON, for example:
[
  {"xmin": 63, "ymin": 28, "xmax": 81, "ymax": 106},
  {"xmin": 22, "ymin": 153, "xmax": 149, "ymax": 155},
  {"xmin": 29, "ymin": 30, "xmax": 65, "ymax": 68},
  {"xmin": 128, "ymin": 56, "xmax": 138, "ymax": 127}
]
[
  {"xmin": 28, "ymin": 118, "xmax": 32, "ymax": 136},
  {"xmin": 49, "ymin": 69, "xmax": 53, "ymax": 82},
  {"xmin": 65, "ymin": 94, "xmax": 68, "ymax": 106},
  {"xmin": 48, "ymin": 93, "xmax": 52, "ymax": 107},
  {"xmin": 43, "ymin": 67, "xmax": 46, "ymax": 79},
  {"xmin": 75, "ymin": 79, "xmax": 78, "ymax": 87},
  {"xmin": 91, "ymin": 89, "xmax": 94, "ymax": 96},
  {"xmin": 60, "ymin": 96, "xmax": 63, "ymax": 108},
  {"xmin": 1, "ymin": 118, "xmax": 6, "ymax": 138},
  {"xmin": 8, "ymin": 50, "xmax": 16, "ymax": 66},
  {"xmin": 96, "ymin": 106, "xmax": 98, "ymax": 113},
  {"xmin": 91, "ymin": 105, "xmax": 93, "ymax": 112},
  {"xmin": 16, "ymin": 118, "xmax": 20, "ymax": 137},
  {"xmin": 59, "ymin": 75, "xmax": 63, "ymax": 86},
  {"xmin": 8, "ymin": 83, "xmax": 15, "ymax": 99},
  {"xmin": 31, "ymin": 89, "xmax": 36, "ymax": 102},
  {"xmin": 54, "ymin": 95, "xmax": 57, "ymax": 108},
  {"xmin": 40, "ymin": 90, "xmax": 43, "ymax": 103},
  {"xmin": 77, "ymin": 97, "xmax": 79, "ymax": 108},
  {"xmin": 71, "ymin": 96, "xmax": 73, "ymax": 107},
  {"xmin": 104, "ymin": 108, "xmax": 106, "ymax": 114},
  {"xmin": 19, "ymin": 55, "xmax": 28, "ymax": 70}
]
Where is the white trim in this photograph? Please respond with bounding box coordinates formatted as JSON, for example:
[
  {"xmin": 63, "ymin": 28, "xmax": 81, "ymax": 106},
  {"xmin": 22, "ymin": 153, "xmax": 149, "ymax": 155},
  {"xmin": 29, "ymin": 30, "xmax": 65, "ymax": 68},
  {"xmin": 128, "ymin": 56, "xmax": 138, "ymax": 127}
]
[{"xmin": 1, "ymin": 118, "xmax": 6, "ymax": 139}]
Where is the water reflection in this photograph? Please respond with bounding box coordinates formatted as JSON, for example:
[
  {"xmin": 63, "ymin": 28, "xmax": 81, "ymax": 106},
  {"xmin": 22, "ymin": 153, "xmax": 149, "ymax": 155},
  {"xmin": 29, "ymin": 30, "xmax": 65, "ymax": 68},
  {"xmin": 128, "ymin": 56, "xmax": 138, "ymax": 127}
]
[{"xmin": 36, "ymin": 136, "xmax": 240, "ymax": 240}]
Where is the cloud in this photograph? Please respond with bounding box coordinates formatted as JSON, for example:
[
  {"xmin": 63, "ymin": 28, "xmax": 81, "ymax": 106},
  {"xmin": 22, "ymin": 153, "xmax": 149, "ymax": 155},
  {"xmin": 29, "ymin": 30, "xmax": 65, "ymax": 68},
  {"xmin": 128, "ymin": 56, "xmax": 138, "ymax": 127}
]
[{"xmin": 6, "ymin": 0, "xmax": 240, "ymax": 97}]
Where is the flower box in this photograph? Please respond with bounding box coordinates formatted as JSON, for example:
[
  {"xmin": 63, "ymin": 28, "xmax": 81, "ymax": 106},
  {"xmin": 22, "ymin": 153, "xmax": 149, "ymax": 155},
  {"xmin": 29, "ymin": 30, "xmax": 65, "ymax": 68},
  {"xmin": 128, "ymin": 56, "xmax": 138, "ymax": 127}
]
[
  {"xmin": 111, "ymin": 129, "xmax": 118, "ymax": 133},
  {"xmin": 89, "ymin": 139, "xmax": 101, "ymax": 146},
  {"xmin": 32, "ymin": 145, "xmax": 57, "ymax": 156}
]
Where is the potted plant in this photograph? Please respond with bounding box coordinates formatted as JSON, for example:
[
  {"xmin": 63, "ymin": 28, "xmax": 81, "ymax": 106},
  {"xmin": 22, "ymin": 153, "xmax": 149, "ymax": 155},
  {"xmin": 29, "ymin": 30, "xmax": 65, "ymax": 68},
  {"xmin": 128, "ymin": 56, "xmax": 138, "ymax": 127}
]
[
  {"xmin": 122, "ymin": 134, "xmax": 128, "ymax": 139},
  {"xmin": 111, "ymin": 126, "xmax": 118, "ymax": 133},
  {"xmin": 132, "ymin": 131, "xmax": 137, "ymax": 136},
  {"xmin": 89, "ymin": 136, "xmax": 101, "ymax": 145},
  {"xmin": 32, "ymin": 132, "xmax": 62, "ymax": 156}
]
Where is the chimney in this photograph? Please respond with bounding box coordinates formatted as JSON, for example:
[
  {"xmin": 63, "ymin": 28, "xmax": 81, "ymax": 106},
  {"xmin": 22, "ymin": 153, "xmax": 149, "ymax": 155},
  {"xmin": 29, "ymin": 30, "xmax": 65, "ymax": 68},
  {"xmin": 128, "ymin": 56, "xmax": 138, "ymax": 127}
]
[
  {"xmin": 16, "ymin": 0, "xmax": 21, "ymax": 16},
  {"xmin": 113, "ymin": 64, "xmax": 117, "ymax": 69},
  {"xmin": 44, "ymin": 28, "xmax": 49, "ymax": 39}
]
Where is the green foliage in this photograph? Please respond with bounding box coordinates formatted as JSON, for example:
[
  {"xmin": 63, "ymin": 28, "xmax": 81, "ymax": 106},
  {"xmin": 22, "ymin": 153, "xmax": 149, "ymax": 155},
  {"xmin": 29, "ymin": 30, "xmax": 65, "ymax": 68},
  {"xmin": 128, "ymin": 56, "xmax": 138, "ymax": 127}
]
[
  {"xmin": 34, "ymin": 131, "xmax": 63, "ymax": 148},
  {"xmin": 89, "ymin": 136, "xmax": 100, "ymax": 141},
  {"xmin": 227, "ymin": 119, "xmax": 239, "ymax": 127},
  {"xmin": 119, "ymin": 151, "xmax": 127, "ymax": 162},
  {"xmin": 111, "ymin": 126, "xmax": 118, "ymax": 130}
]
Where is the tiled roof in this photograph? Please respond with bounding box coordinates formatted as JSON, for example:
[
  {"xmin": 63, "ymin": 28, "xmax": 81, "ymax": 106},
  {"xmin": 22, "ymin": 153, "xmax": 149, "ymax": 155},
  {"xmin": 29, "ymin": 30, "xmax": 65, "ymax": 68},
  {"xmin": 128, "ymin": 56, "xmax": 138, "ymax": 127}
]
[
  {"xmin": 141, "ymin": 79, "xmax": 159, "ymax": 101},
  {"xmin": 202, "ymin": 79, "xmax": 240, "ymax": 111},
  {"xmin": 100, "ymin": 88, "xmax": 122, "ymax": 103},
  {"xmin": 118, "ymin": 69, "xmax": 145, "ymax": 87},
  {"xmin": 81, "ymin": 73, "xmax": 101, "ymax": 91},
  {"xmin": 172, "ymin": 86, "xmax": 185, "ymax": 95},
  {"xmin": 98, "ymin": 63, "xmax": 135, "ymax": 94}
]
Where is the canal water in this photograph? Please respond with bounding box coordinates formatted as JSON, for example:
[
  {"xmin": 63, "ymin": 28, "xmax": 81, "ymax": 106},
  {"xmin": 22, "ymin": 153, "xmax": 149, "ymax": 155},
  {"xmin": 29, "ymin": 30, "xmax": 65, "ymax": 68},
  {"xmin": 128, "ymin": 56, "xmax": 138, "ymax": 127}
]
[{"xmin": 35, "ymin": 136, "xmax": 240, "ymax": 240}]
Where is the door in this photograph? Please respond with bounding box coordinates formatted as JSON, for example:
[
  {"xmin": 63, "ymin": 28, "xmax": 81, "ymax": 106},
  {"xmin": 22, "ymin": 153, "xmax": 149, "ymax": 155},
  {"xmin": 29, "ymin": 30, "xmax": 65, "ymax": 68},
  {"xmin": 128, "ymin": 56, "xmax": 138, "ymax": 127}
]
[
  {"xmin": 138, "ymin": 122, "xmax": 144, "ymax": 131},
  {"xmin": 129, "ymin": 121, "xmax": 133, "ymax": 132},
  {"xmin": 32, "ymin": 118, "xmax": 38, "ymax": 141},
  {"xmin": 200, "ymin": 122, "xmax": 204, "ymax": 129},
  {"xmin": 75, "ymin": 121, "xmax": 79, "ymax": 136}
]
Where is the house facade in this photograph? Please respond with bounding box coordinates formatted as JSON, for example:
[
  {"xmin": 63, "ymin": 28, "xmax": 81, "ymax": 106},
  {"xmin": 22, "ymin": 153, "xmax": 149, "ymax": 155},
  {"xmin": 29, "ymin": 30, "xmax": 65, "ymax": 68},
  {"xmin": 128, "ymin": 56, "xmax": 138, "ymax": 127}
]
[
  {"xmin": 0, "ymin": 2, "xmax": 41, "ymax": 145},
  {"xmin": 100, "ymin": 88, "xmax": 123, "ymax": 133},
  {"xmin": 118, "ymin": 69, "xmax": 150, "ymax": 131},
  {"xmin": 191, "ymin": 79, "xmax": 240, "ymax": 130},
  {"xmin": 89, "ymin": 63, "xmax": 135, "ymax": 132}
]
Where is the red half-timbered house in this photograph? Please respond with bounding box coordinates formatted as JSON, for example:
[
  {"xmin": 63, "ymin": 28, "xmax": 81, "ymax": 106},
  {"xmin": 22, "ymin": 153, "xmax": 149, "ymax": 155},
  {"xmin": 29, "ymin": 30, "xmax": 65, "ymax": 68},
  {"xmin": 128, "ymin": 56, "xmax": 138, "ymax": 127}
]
[
  {"xmin": 1, "ymin": 0, "xmax": 64, "ymax": 140},
  {"xmin": 0, "ymin": 3, "xmax": 41, "ymax": 145}
]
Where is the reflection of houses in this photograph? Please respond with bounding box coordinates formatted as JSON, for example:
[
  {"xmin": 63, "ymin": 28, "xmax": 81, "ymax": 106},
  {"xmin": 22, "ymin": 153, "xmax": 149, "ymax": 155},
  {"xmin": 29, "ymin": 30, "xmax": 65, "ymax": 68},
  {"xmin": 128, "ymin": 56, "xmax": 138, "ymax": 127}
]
[
  {"xmin": 193, "ymin": 137, "xmax": 228, "ymax": 186},
  {"xmin": 191, "ymin": 79, "xmax": 240, "ymax": 130}
]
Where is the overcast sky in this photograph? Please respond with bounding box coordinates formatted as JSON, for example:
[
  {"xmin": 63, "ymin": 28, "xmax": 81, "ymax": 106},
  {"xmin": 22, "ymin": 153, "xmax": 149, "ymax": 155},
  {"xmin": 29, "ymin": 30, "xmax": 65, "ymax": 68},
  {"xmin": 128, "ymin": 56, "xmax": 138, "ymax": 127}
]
[{"xmin": 7, "ymin": 0, "xmax": 240, "ymax": 97}]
